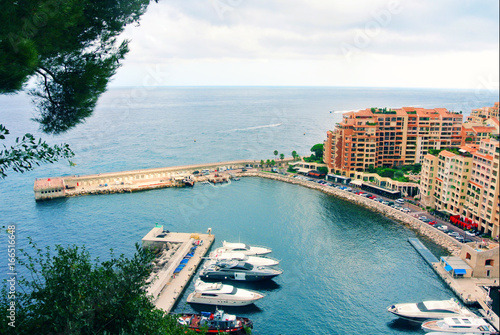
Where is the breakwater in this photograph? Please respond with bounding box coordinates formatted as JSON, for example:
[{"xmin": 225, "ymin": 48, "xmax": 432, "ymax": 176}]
[{"xmin": 33, "ymin": 159, "xmax": 292, "ymax": 201}]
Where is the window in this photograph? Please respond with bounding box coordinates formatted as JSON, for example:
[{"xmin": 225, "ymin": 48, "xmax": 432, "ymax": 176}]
[
  {"xmin": 465, "ymin": 253, "xmax": 471, "ymax": 260},
  {"xmin": 485, "ymin": 259, "xmax": 494, "ymax": 266}
]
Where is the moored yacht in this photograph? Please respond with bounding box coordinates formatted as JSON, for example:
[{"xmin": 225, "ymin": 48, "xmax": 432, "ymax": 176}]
[
  {"xmin": 199, "ymin": 260, "xmax": 282, "ymax": 281},
  {"xmin": 187, "ymin": 279, "xmax": 264, "ymax": 306},
  {"xmin": 209, "ymin": 250, "xmax": 279, "ymax": 267},
  {"xmin": 177, "ymin": 308, "xmax": 253, "ymax": 334},
  {"xmin": 220, "ymin": 241, "xmax": 272, "ymax": 255},
  {"xmin": 387, "ymin": 298, "xmax": 475, "ymax": 322},
  {"xmin": 421, "ymin": 317, "xmax": 495, "ymax": 333}
]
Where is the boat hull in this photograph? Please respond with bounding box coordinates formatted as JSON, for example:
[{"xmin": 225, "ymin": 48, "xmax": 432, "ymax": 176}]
[
  {"xmin": 187, "ymin": 293, "xmax": 261, "ymax": 306},
  {"xmin": 199, "ymin": 271, "xmax": 280, "ymax": 281}
]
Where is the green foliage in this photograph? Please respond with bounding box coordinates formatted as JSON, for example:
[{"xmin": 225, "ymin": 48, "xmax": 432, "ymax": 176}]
[
  {"xmin": 291, "ymin": 150, "xmax": 297, "ymax": 160},
  {"xmin": 287, "ymin": 165, "xmax": 297, "ymax": 173},
  {"xmin": 317, "ymin": 166, "xmax": 328, "ymax": 174},
  {"xmin": 310, "ymin": 143, "xmax": 323, "ymax": 159},
  {"xmin": 260, "ymin": 159, "xmax": 265, "ymax": 166},
  {"xmin": 279, "ymin": 153, "xmax": 285, "ymax": 160},
  {"xmin": 0, "ymin": 125, "xmax": 74, "ymax": 178},
  {"xmin": 0, "ymin": 0, "xmax": 157, "ymax": 134},
  {"xmin": 270, "ymin": 159, "xmax": 276, "ymax": 166},
  {"xmin": 0, "ymin": 238, "xmax": 195, "ymax": 335},
  {"xmin": 273, "ymin": 150, "xmax": 278, "ymax": 158}
]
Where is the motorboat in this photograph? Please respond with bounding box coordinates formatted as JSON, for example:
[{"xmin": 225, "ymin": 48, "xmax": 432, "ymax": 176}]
[
  {"xmin": 387, "ymin": 298, "xmax": 475, "ymax": 322},
  {"xmin": 421, "ymin": 317, "xmax": 495, "ymax": 333},
  {"xmin": 199, "ymin": 260, "xmax": 282, "ymax": 281},
  {"xmin": 177, "ymin": 308, "xmax": 252, "ymax": 334},
  {"xmin": 187, "ymin": 279, "xmax": 264, "ymax": 306},
  {"xmin": 209, "ymin": 250, "xmax": 279, "ymax": 267},
  {"xmin": 220, "ymin": 241, "xmax": 272, "ymax": 255}
]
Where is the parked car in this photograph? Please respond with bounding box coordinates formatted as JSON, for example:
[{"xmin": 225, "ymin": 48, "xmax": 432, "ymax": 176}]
[
  {"xmin": 437, "ymin": 225, "xmax": 447, "ymax": 231},
  {"xmin": 428, "ymin": 220, "xmax": 437, "ymax": 225},
  {"xmin": 401, "ymin": 208, "xmax": 411, "ymax": 213},
  {"xmin": 396, "ymin": 198, "xmax": 405, "ymax": 204},
  {"xmin": 455, "ymin": 235, "xmax": 465, "ymax": 242},
  {"xmin": 368, "ymin": 195, "xmax": 377, "ymax": 199},
  {"xmin": 418, "ymin": 216, "xmax": 427, "ymax": 221},
  {"xmin": 465, "ymin": 231, "xmax": 476, "ymax": 237},
  {"xmin": 448, "ymin": 232, "xmax": 460, "ymax": 237},
  {"xmin": 381, "ymin": 201, "xmax": 389, "ymax": 205}
]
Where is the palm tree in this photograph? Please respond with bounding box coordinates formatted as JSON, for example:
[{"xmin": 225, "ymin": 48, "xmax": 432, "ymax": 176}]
[
  {"xmin": 260, "ymin": 159, "xmax": 265, "ymax": 168},
  {"xmin": 292, "ymin": 150, "xmax": 297, "ymax": 160},
  {"xmin": 280, "ymin": 153, "xmax": 284, "ymax": 163},
  {"xmin": 274, "ymin": 150, "xmax": 278, "ymax": 161}
]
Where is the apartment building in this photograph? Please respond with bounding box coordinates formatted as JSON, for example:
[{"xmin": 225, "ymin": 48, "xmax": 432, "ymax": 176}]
[
  {"xmin": 463, "ymin": 138, "xmax": 500, "ymax": 239},
  {"xmin": 325, "ymin": 107, "xmax": 462, "ymax": 176},
  {"xmin": 419, "ymin": 153, "xmax": 439, "ymax": 208},
  {"xmin": 467, "ymin": 102, "xmax": 499, "ymax": 123},
  {"xmin": 461, "ymin": 124, "xmax": 496, "ymax": 145},
  {"xmin": 432, "ymin": 149, "xmax": 475, "ymax": 216}
]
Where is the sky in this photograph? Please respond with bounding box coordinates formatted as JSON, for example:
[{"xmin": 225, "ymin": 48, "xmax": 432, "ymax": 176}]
[{"xmin": 111, "ymin": 0, "xmax": 500, "ymax": 89}]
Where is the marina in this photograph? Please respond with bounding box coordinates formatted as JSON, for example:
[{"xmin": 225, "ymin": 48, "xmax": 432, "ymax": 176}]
[{"xmin": 142, "ymin": 225, "xmax": 215, "ymax": 313}]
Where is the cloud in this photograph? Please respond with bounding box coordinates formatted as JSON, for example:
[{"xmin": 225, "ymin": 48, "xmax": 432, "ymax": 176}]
[{"xmin": 113, "ymin": 0, "xmax": 499, "ymax": 88}]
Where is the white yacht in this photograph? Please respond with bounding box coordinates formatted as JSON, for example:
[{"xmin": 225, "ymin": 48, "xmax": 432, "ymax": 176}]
[
  {"xmin": 187, "ymin": 279, "xmax": 264, "ymax": 306},
  {"xmin": 421, "ymin": 317, "xmax": 495, "ymax": 333},
  {"xmin": 209, "ymin": 250, "xmax": 279, "ymax": 267},
  {"xmin": 387, "ymin": 299, "xmax": 475, "ymax": 322},
  {"xmin": 219, "ymin": 241, "xmax": 272, "ymax": 255}
]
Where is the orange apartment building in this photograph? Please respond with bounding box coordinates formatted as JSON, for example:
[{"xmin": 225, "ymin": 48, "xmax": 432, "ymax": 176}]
[{"xmin": 324, "ymin": 107, "xmax": 463, "ymax": 176}]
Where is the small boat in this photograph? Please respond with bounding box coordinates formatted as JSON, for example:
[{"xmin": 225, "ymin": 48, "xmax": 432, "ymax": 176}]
[
  {"xmin": 200, "ymin": 260, "xmax": 282, "ymax": 282},
  {"xmin": 209, "ymin": 250, "xmax": 279, "ymax": 267},
  {"xmin": 421, "ymin": 317, "xmax": 495, "ymax": 333},
  {"xmin": 183, "ymin": 179, "xmax": 195, "ymax": 187},
  {"xmin": 187, "ymin": 279, "xmax": 264, "ymax": 306},
  {"xmin": 387, "ymin": 298, "xmax": 475, "ymax": 322},
  {"xmin": 177, "ymin": 308, "xmax": 253, "ymax": 334},
  {"xmin": 220, "ymin": 241, "xmax": 272, "ymax": 255}
]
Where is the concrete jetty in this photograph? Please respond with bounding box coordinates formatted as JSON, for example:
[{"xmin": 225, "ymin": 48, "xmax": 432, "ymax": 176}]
[
  {"xmin": 142, "ymin": 225, "xmax": 215, "ymax": 313},
  {"xmin": 33, "ymin": 159, "xmax": 292, "ymax": 201}
]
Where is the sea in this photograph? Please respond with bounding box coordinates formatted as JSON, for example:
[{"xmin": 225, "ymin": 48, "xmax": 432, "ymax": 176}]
[{"xmin": 1, "ymin": 86, "xmax": 498, "ymax": 334}]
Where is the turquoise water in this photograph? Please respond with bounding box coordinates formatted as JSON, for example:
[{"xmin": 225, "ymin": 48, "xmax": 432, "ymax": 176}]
[{"xmin": 1, "ymin": 87, "xmax": 498, "ymax": 334}]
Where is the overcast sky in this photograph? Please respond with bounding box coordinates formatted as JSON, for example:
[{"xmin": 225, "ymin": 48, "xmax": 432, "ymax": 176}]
[{"xmin": 111, "ymin": 0, "xmax": 499, "ymax": 89}]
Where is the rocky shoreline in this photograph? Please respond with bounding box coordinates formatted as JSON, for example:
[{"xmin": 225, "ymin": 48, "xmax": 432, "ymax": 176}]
[{"xmin": 241, "ymin": 171, "xmax": 463, "ymax": 256}]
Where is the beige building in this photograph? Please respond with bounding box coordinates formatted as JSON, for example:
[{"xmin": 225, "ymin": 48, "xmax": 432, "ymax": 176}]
[
  {"xmin": 460, "ymin": 242, "xmax": 499, "ymax": 278},
  {"xmin": 434, "ymin": 149, "xmax": 474, "ymax": 216},
  {"xmin": 463, "ymin": 138, "xmax": 500, "ymax": 239},
  {"xmin": 419, "ymin": 154, "xmax": 440, "ymax": 208}
]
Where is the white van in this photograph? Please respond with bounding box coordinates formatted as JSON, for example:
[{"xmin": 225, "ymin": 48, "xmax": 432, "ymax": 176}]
[{"xmin": 201, "ymin": 169, "xmax": 210, "ymax": 175}]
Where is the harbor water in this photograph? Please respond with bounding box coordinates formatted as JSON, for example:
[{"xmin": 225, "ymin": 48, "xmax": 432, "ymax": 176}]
[{"xmin": 1, "ymin": 87, "xmax": 498, "ymax": 334}]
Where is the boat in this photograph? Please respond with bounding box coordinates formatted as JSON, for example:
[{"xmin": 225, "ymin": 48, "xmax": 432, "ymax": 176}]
[
  {"xmin": 209, "ymin": 250, "xmax": 279, "ymax": 267},
  {"xmin": 183, "ymin": 179, "xmax": 195, "ymax": 187},
  {"xmin": 421, "ymin": 317, "xmax": 495, "ymax": 333},
  {"xmin": 220, "ymin": 241, "xmax": 272, "ymax": 255},
  {"xmin": 177, "ymin": 308, "xmax": 253, "ymax": 334},
  {"xmin": 387, "ymin": 298, "xmax": 475, "ymax": 322},
  {"xmin": 187, "ymin": 279, "xmax": 264, "ymax": 306},
  {"xmin": 199, "ymin": 260, "xmax": 282, "ymax": 281}
]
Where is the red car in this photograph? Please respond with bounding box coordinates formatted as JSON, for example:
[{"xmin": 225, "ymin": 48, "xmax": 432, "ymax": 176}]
[
  {"xmin": 428, "ymin": 221, "xmax": 437, "ymax": 225},
  {"xmin": 368, "ymin": 195, "xmax": 377, "ymax": 199}
]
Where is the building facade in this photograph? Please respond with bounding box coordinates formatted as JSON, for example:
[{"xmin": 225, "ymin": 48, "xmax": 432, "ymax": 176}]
[
  {"xmin": 463, "ymin": 138, "xmax": 500, "ymax": 239},
  {"xmin": 325, "ymin": 107, "xmax": 463, "ymax": 176}
]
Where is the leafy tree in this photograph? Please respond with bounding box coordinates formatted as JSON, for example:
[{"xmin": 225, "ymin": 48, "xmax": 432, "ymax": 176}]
[
  {"xmin": 0, "ymin": 125, "xmax": 74, "ymax": 178},
  {"xmin": 266, "ymin": 159, "xmax": 271, "ymax": 167},
  {"xmin": 273, "ymin": 150, "xmax": 278, "ymax": 160},
  {"xmin": 0, "ymin": 239, "xmax": 197, "ymax": 335},
  {"xmin": 260, "ymin": 159, "xmax": 265, "ymax": 167},
  {"xmin": 310, "ymin": 143, "xmax": 323, "ymax": 160},
  {"xmin": 291, "ymin": 150, "xmax": 297, "ymax": 160},
  {"xmin": 279, "ymin": 153, "xmax": 284, "ymax": 161},
  {"xmin": 1, "ymin": 0, "xmax": 157, "ymax": 134},
  {"xmin": 270, "ymin": 159, "xmax": 276, "ymax": 166}
]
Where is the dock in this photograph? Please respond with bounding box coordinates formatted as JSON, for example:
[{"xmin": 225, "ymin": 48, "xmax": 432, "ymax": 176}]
[
  {"xmin": 142, "ymin": 225, "xmax": 215, "ymax": 313},
  {"xmin": 408, "ymin": 238, "xmax": 499, "ymax": 331}
]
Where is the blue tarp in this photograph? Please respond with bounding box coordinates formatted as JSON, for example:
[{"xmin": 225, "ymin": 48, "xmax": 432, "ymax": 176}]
[
  {"xmin": 454, "ymin": 269, "xmax": 467, "ymax": 275},
  {"xmin": 444, "ymin": 265, "xmax": 452, "ymax": 272},
  {"xmin": 180, "ymin": 259, "xmax": 188, "ymax": 264}
]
